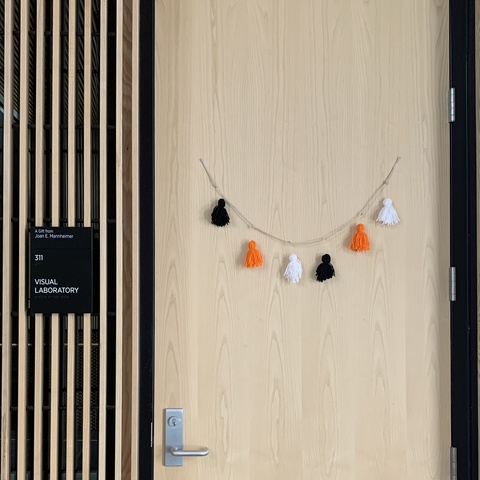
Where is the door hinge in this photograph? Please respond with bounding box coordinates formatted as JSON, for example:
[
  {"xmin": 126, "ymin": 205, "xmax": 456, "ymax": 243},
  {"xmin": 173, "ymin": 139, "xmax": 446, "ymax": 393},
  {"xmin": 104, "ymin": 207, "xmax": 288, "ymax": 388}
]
[
  {"xmin": 450, "ymin": 447, "xmax": 457, "ymax": 480},
  {"xmin": 151, "ymin": 422, "xmax": 153, "ymax": 448},
  {"xmin": 449, "ymin": 267, "xmax": 456, "ymax": 301},
  {"xmin": 449, "ymin": 87, "xmax": 455, "ymax": 122}
]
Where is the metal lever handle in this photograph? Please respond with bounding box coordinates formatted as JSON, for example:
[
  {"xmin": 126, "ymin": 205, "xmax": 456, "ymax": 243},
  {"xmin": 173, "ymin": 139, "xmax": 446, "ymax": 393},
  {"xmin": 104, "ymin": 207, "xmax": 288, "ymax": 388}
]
[
  {"xmin": 170, "ymin": 447, "xmax": 209, "ymax": 457},
  {"xmin": 165, "ymin": 408, "xmax": 210, "ymax": 466}
]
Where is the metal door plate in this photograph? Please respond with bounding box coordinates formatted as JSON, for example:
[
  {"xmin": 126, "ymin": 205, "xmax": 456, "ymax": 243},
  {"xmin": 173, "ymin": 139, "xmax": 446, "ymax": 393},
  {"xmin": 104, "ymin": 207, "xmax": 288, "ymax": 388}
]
[{"xmin": 164, "ymin": 408, "xmax": 184, "ymax": 466}]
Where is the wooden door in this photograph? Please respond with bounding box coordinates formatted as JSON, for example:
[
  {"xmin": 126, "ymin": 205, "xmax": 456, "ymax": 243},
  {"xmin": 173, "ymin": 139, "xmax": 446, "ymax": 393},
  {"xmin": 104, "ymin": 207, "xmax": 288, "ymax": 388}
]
[{"xmin": 153, "ymin": 1, "xmax": 450, "ymax": 479}]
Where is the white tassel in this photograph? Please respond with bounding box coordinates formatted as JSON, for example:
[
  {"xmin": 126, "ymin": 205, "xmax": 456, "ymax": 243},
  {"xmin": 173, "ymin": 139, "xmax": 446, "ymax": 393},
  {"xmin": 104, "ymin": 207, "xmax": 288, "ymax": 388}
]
[
  {"xmin": 283, "ymin": 254, "xmax": 302, "ymax": 284},
  {"xmin": 376, "ymin": 198, "xmax": 400, "ymax": 226}
]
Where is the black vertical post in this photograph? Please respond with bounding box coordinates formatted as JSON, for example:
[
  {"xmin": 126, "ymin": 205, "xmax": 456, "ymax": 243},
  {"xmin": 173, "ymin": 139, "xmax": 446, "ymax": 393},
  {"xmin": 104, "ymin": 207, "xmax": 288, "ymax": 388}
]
[
  {"xmin": 138, "ymin": 0, "xmax": 155, "ymax": 477},
  {"xmin": 450, "ymin": 1, "xmax": 477, "ymax": 479}
]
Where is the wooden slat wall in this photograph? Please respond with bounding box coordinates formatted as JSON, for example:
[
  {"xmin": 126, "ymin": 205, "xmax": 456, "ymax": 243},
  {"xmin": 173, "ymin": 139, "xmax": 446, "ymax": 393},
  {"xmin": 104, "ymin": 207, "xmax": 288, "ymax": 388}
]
[{"xmin": 0, "ymin": 0, "xmax": 140, "ymax": 477}]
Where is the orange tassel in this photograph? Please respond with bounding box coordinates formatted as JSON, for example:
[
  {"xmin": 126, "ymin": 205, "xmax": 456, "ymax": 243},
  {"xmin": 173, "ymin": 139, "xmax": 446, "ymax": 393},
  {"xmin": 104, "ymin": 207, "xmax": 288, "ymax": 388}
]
[
  {"xmin": 349, "ymin": 224, "xmax": 370, "ymax": 252},
  {"xmin": 245, "ymin": 240, "xmax": 263, "ymax": 268}
]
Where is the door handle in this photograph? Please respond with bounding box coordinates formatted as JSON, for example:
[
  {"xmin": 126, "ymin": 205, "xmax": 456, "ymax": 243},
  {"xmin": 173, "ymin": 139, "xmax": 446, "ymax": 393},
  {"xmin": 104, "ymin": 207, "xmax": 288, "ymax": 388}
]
[
  {"xmin": 164, "ymin": 408, "xmax": 210, "ymax": 466},
  {"xmin": 170, "ymin": 446, "xmax": 209, "ymax": 457}
]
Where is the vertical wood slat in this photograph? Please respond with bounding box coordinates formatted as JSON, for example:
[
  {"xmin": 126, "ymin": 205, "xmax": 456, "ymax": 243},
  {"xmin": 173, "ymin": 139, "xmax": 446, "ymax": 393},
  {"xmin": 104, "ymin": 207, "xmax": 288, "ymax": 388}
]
[
  {"xmin": 82, "ymin": 0, "xmax": 93, "ymax": 476},
  {"xmin": 99, "ymin": 0, "xmax": 108, "ymax": 476},
  {"xmin": 18, "ymin": 0, "xmax": 31, "ymax": 476},
  {"xmin": 50, "ymin": 0, "xmax": 62, "ymax": 477},
  {"xmin": 121, "ymin": 0, "xmax": 134, "ymax": 476},
  {"xmin": 115, "ymin": 0, "xmax": 124, "ymax": 476},
  {"xmin": 113, "ymin": 3, "xmax": 139, "ymax": 474},
  {"xmin": 33, "ymin": 0, "xmax": 46, "ymax": 477},
  {"xmin": 131, "ymin": 0, "xmax": 140, "ymax": 474},
  {"xmin": 66, "ymin": 0, "xmax": 77, "ymax": 477},
  {"xmin": 1, "ymin": 0, "xmax": 15, "ymax": 476}
]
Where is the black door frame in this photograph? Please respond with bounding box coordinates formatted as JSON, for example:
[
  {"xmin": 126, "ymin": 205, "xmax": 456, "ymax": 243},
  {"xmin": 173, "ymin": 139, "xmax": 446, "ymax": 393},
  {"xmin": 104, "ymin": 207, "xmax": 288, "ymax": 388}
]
[
  {"xmin": 138, "ymin": 0, "xmax": 155, "ymax": 477},
  {"xmin": 138, "ymin": 1, "xmax": 478, "ymax": 478},
  {"xmin": 450, "ymin": 0, "xmax": 478, "ymax": 479}
]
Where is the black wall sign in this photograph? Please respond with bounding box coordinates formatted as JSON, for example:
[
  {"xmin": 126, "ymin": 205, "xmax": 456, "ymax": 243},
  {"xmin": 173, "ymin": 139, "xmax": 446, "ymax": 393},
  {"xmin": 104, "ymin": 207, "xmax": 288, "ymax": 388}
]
[{"xmin": 29, "ymin": 227, "xmax": 93, "ymax": 314}]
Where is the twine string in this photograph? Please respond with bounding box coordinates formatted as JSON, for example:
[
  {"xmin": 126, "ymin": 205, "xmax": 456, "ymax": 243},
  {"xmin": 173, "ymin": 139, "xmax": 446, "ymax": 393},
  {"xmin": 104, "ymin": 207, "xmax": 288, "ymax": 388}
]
[{"xmin": 200, "ymin": 156, "xmax": 400, "ymax": 247}]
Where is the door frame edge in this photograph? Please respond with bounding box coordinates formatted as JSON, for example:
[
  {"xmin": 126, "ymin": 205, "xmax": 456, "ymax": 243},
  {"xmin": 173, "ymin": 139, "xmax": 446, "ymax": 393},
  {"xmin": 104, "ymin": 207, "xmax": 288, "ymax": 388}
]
[
  {"xmin": 450, "ymin": 0, "xmax": 478, "ymax": 479},
  {"xmin": 138, "ymin": 0, "xmax": 155, "ymax": 477}
]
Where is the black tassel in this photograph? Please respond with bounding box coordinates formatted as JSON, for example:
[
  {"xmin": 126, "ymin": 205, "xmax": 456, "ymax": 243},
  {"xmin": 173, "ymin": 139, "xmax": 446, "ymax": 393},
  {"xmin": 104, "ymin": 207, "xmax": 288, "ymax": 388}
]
[
  {"xmin": 211, "ymin": 198, "xmax": 230, "ymax": 227},
  {"xmin": 316, "ymin": 254, "xmax": 335, "ymax": 282}
]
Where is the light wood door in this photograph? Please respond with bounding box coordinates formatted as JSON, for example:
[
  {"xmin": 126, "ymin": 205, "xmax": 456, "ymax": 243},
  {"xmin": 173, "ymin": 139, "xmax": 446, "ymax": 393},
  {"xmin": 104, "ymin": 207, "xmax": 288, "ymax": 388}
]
[{"xmin": 153, "ymin": 1, "xmax": 450, "ymax": 479}]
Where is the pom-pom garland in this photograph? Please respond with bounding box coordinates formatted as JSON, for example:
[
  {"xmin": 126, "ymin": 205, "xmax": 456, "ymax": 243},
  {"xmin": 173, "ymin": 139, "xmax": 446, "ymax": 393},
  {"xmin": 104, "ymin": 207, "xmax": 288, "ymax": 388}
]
[
  {"xmin": 284, "ymin": 254, "xmax": 303, "ymax": 283},
  {"xmin": 349, "ymin": 224, "xmax": 370, "ymax": 252},
  {"xmin": 316, "ymin": 254, "xmax": 335, "ymax": 282},
  {"xmin": 245, "ymin": 240, "xmax": 263, "ymax": 268},
  {"xmin": 376, "ymin": 198, "xmax": 400, "ymax": 226},
  {"xmin": 211, "ymin": 198, "xmax": 230, "ymax": 227}
]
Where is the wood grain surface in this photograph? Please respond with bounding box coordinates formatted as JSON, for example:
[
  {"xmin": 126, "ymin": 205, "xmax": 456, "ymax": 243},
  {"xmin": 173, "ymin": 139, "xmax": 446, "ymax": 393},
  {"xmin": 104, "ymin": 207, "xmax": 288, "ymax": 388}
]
[
  {"xmin": 154, "ymin": 1, "xmax": 450, "ymax": 479},
  {"xmin": 130, "ymin": 0, "xmax": 140, "ymax": 474},
  {"xmin": 83, "ymin": 0, "xmax": 93, "ymax": 476},
  {"xmin": 49, "ymin": 0, "xmax": 62, "ymax": 477},
  {"xmin": 98, "ymin": 0, "xmax": 109, "ymax": 475},
  {"xmin": 17, "ymin": 0, "xmax": 30, "ymax": 475},
  {"xmin": 34, "ymin": 0, "xmax": 46, "ymax": 476},
  {"xmin": 66, "ymin": 1, "xmax": 77, "ymax": 477},
  {"xmin": 115, "ymin": 0, "xmax": 125, "ymax": 476}
]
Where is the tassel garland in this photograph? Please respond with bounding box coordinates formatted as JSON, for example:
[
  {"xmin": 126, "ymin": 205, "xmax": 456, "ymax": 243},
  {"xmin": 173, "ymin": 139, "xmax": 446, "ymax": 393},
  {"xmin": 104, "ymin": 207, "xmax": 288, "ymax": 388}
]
[
  {"xmin": 211, "ymin": 198, "xmax": 230, "ymax": 227},
  {"xmin": 284, "ymin": 254, "xmax": 302, "ymax": 283},
  {"xmin": 376, "ymin": 198, "xmax": 400, "ymax": 226},
  {"xmin": 245, "ymin": 240, "xmax": 263, "ymax": 268},
  {"xmin": 350, "ymin": 224, "xmax": 370, "ymax": 252},
  {"xmin": 201, "ymin": 159, "xmax": 403, "ymax": 277},
  {"xmin": 316, "ymin": 254, "xmax": 335, "ymax": 282}
]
